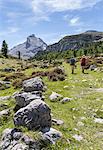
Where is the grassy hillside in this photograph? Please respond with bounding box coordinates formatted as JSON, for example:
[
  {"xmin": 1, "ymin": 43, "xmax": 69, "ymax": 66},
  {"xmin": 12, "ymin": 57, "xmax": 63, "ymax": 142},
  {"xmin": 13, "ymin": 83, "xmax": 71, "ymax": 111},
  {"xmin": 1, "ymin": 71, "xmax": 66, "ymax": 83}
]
[{"xmin": 0, "ymin": 58, "xmax": 103, "ymax": 150}]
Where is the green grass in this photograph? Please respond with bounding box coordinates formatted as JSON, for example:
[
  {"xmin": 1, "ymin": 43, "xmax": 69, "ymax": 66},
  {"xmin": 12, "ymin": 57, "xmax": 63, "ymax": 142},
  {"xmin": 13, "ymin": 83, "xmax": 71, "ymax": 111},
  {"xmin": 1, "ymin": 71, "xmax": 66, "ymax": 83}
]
[
  {"xmin": 0, "ymin": 58, "xmax": 103, "ymax": 150},
  {"xmin": 43, "ymin": 62, "xmax": 103, "ymax": 149}
]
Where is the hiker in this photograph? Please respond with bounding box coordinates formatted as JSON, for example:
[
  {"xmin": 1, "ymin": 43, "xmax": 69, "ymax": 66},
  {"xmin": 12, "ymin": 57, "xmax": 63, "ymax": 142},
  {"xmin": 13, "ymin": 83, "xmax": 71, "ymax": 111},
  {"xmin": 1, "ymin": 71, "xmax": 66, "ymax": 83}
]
[
  {"xmin": 69, "ymin": 57, "xmax": 76, "ymax": 74},
  {"xmin": 80, "ymin": 55, "xmax": 87, "ymax": 73}
]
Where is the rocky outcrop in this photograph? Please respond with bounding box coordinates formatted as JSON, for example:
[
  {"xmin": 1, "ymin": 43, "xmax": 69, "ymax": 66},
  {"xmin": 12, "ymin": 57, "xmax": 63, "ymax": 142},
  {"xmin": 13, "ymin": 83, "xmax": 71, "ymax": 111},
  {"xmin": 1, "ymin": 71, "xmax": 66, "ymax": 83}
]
[
  {"xmin": 46, "ymin": 31, "xmax": 103, "ymax": 51},
  {"xmin": 0, "ymin": 76, "xmax": 62, "ymax": 149},
  {"xmin": 13, "ymin": 77, "xmax": 51, "ymax": 130},
  {"xmin": 9, "ymin": 34, "xmax": 47, "ymax": 59},
  {"xmin": 0, "ymin": 127, "xmax": 62, "ymax": 150},
  {"xmin": 14, "ymin": 99, "xmax": 51, "ymax": 130},
  {"xmin": 0, "ymin": 128, "xmax": 40, "ymax": 150}
]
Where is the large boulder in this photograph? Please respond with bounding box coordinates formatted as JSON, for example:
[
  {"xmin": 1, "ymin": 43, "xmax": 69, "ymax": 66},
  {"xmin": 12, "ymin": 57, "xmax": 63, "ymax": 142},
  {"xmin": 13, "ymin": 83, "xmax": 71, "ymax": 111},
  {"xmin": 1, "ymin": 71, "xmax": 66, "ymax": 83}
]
[
  {"xmin": 15, "ymin": 92, "xmax": 43, "ymax": 108},
  {"xmin": 14, "ymin": 99, "xmax": 51, "ymax": 130},
  {"xmin": 23, "ymin": 77, "xmax": 44, "ymax": 92}
]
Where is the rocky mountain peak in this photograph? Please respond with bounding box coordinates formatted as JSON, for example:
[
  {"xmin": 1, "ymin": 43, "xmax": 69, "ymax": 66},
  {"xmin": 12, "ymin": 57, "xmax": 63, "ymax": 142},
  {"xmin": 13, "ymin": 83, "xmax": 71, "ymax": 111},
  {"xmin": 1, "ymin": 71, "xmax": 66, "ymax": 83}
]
[
  {"xmin": 9, "ymin": 34, "xmax": 47, "ymax": 59},
  {"xmin": 28, "ymin": 34, "xmax": 36, "ymax": 37}
]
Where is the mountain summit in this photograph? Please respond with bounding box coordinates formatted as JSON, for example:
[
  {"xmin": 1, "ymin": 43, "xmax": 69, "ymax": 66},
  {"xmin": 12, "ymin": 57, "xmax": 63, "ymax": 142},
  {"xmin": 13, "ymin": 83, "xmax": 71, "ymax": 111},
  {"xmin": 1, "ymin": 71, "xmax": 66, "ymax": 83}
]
[
  {"xmin": 9, "ymin": 34, "xmax": 47, "ymax": 59},
  {"xmin": 46, "ymin": 31, "xmax": 103, "ymax": 52}
]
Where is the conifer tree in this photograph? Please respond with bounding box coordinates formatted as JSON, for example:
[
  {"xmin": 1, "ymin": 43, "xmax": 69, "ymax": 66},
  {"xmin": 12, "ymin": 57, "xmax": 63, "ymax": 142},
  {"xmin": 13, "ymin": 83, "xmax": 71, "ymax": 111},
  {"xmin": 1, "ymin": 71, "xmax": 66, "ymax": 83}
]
[{"xmin": 1, "ymin": 40, "xmax": 8, "ymax": 58}]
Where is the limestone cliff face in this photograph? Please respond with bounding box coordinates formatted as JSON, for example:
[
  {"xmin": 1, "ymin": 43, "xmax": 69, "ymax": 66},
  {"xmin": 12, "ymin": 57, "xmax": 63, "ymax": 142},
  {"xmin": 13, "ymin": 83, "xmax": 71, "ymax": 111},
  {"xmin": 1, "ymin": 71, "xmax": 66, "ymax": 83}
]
[
  {"xmin": 46, "ymin": 31, "xmax": 103, "ymax": 52},
  {"xmin": 9, "ymin": 34, "xmax": 47, "ymax": 59}
]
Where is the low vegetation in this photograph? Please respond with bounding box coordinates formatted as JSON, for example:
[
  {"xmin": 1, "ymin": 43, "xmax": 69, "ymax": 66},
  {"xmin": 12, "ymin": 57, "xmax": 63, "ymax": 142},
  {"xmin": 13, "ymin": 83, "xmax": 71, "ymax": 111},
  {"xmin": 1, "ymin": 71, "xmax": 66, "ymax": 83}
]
[{"xmin": 0, "ymin": 57, "xmax": 103, "ymax": 149}]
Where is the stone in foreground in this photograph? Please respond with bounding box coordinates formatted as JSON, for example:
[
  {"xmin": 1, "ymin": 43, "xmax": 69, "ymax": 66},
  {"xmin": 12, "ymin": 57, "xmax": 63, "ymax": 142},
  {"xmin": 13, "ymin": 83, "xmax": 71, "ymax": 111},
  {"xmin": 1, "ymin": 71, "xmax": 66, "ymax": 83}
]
[
  {"xmin": 14, "ymin": 99, "xmax": 51, "ymax": 130},
  {"xmin": 23, "ymin": 77, "xmax": 44, "ymax": 92},
  {"xmin": 0, "ymin": 128, "xmax": 40, "ymax": 150}
]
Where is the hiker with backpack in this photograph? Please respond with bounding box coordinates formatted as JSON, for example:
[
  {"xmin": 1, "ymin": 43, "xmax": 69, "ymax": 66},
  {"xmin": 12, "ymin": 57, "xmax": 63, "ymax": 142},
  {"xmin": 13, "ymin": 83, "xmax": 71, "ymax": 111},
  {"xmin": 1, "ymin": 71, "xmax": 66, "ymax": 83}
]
[
  {"xmin": 80, "ymin": 55, "xmax": 87, "ymax": 73},
  {"xmin": 69, "ymin": 57, "xmax": 76, "ymax": 74}
]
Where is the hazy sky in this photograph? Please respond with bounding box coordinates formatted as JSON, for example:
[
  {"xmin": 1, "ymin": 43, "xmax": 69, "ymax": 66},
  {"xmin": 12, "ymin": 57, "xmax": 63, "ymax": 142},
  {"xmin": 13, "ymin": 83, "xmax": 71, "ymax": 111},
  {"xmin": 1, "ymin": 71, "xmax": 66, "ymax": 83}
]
[{"xmin": 0, "ymin": 0, "xmax": 103, "ymax": 48}]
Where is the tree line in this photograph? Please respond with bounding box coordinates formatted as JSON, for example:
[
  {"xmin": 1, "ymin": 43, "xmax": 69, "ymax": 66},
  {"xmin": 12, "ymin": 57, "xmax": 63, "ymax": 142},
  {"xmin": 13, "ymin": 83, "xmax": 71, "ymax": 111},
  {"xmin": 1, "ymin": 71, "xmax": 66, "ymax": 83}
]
[
  {"xmin": 34, "ymin": 41, "xmax": 103, "ymax": 61},
  {"xmin": 0, "ymin": 40, "xmax": 103, "ymax": 60}
]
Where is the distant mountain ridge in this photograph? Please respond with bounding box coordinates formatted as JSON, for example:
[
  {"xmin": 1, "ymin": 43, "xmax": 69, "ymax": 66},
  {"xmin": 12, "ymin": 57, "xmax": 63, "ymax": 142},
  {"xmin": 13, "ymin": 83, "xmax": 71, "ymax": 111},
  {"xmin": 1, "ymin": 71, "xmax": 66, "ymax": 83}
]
[
  {"xmin": 9, "ymin": 34, "xmax": 47, "ymax": 59},
  {"xmin": 46, "ymin": 31, "xmax": 103, "ymax": 52},
  {"xmin": 9, "ymin": 31, "xmax": 103, "ymax": 59}
]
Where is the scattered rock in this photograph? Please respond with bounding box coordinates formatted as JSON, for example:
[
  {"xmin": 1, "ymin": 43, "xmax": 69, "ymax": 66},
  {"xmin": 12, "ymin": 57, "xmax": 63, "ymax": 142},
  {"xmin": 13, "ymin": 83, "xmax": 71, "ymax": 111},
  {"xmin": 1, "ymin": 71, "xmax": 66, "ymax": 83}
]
[
  {"xmin": 95, "ymin": 88, "xmax": 103, "ymax": 92},
  {"xmin": 71, "ymin": 108, "xmax": 79, "ymax": 111},
  {"xmin": 94, "ymin": 118, "xmax": 103, "ymax": 124},
  {"xmin": 0, "ymin": 81, "xmax": 11, "ymax": 90},
  {"xmin": 0, "ymin": 109, "xmax": 10, "ymax": 118},
  {"xmin": 67, "ymin": 139, "xmax": 71, "ymax": 144},
  {"xmin": 0, "ymin": 104, "xmax": 8, "ymax": 111},
  {"xmin": 0, "ymin": 68, "xmax": 15, "ymax": 72},
  {"xmin": 14, "ymin": 99, "xmax": 51, "ymax": 130},
  {"xmin": 77, "ymin": 121, "xmax": 84, "ymax": 127},
  {"xmin": 94, "ymin": 132, "xmax": 103, "ymax": 138},
  {"xmin": 94, "ymin": 68, "xmax": 98, "ymax": 72},
  {"xmin": 82, "ymin": 79, "xmax": 87, "ymax": 82},
  {"xmin": 40, "ymin": 128, "xmax": 62, "ymax": 144},
  {"xmin": 73, "ymin": 128, "xmax": 79, "ymax": 131},
  {"xmin": 60, "ymin": 97, "xmax": 73, "ymax": 104},
  {"xmin": 80, "ymin": 117, "xmax": 86, "ymax": 120},
  {"xmin": 49, "ymin": 92, "xmax": 63, "ymax": 102},
  {"xmin": 52, "ymin": 119, "xmax": 64, "ymax": 125},
  {"xmin": 23, "ymin": 77, "xmax": 44, "ymax": 92},
  {"xmin": 63, "ymin": 86, "xmax": 69, "ymax": 89},
  {"xmin": 72, "ymin": 134, "xmax": 83, "ymax": 141},
  {"xmin": 0, "ymin": 96, "xmax": 11, "ymax": 101},
  {"xmin": 89, "ymin": 65, "xmax": 97, "ymax": 71}
]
